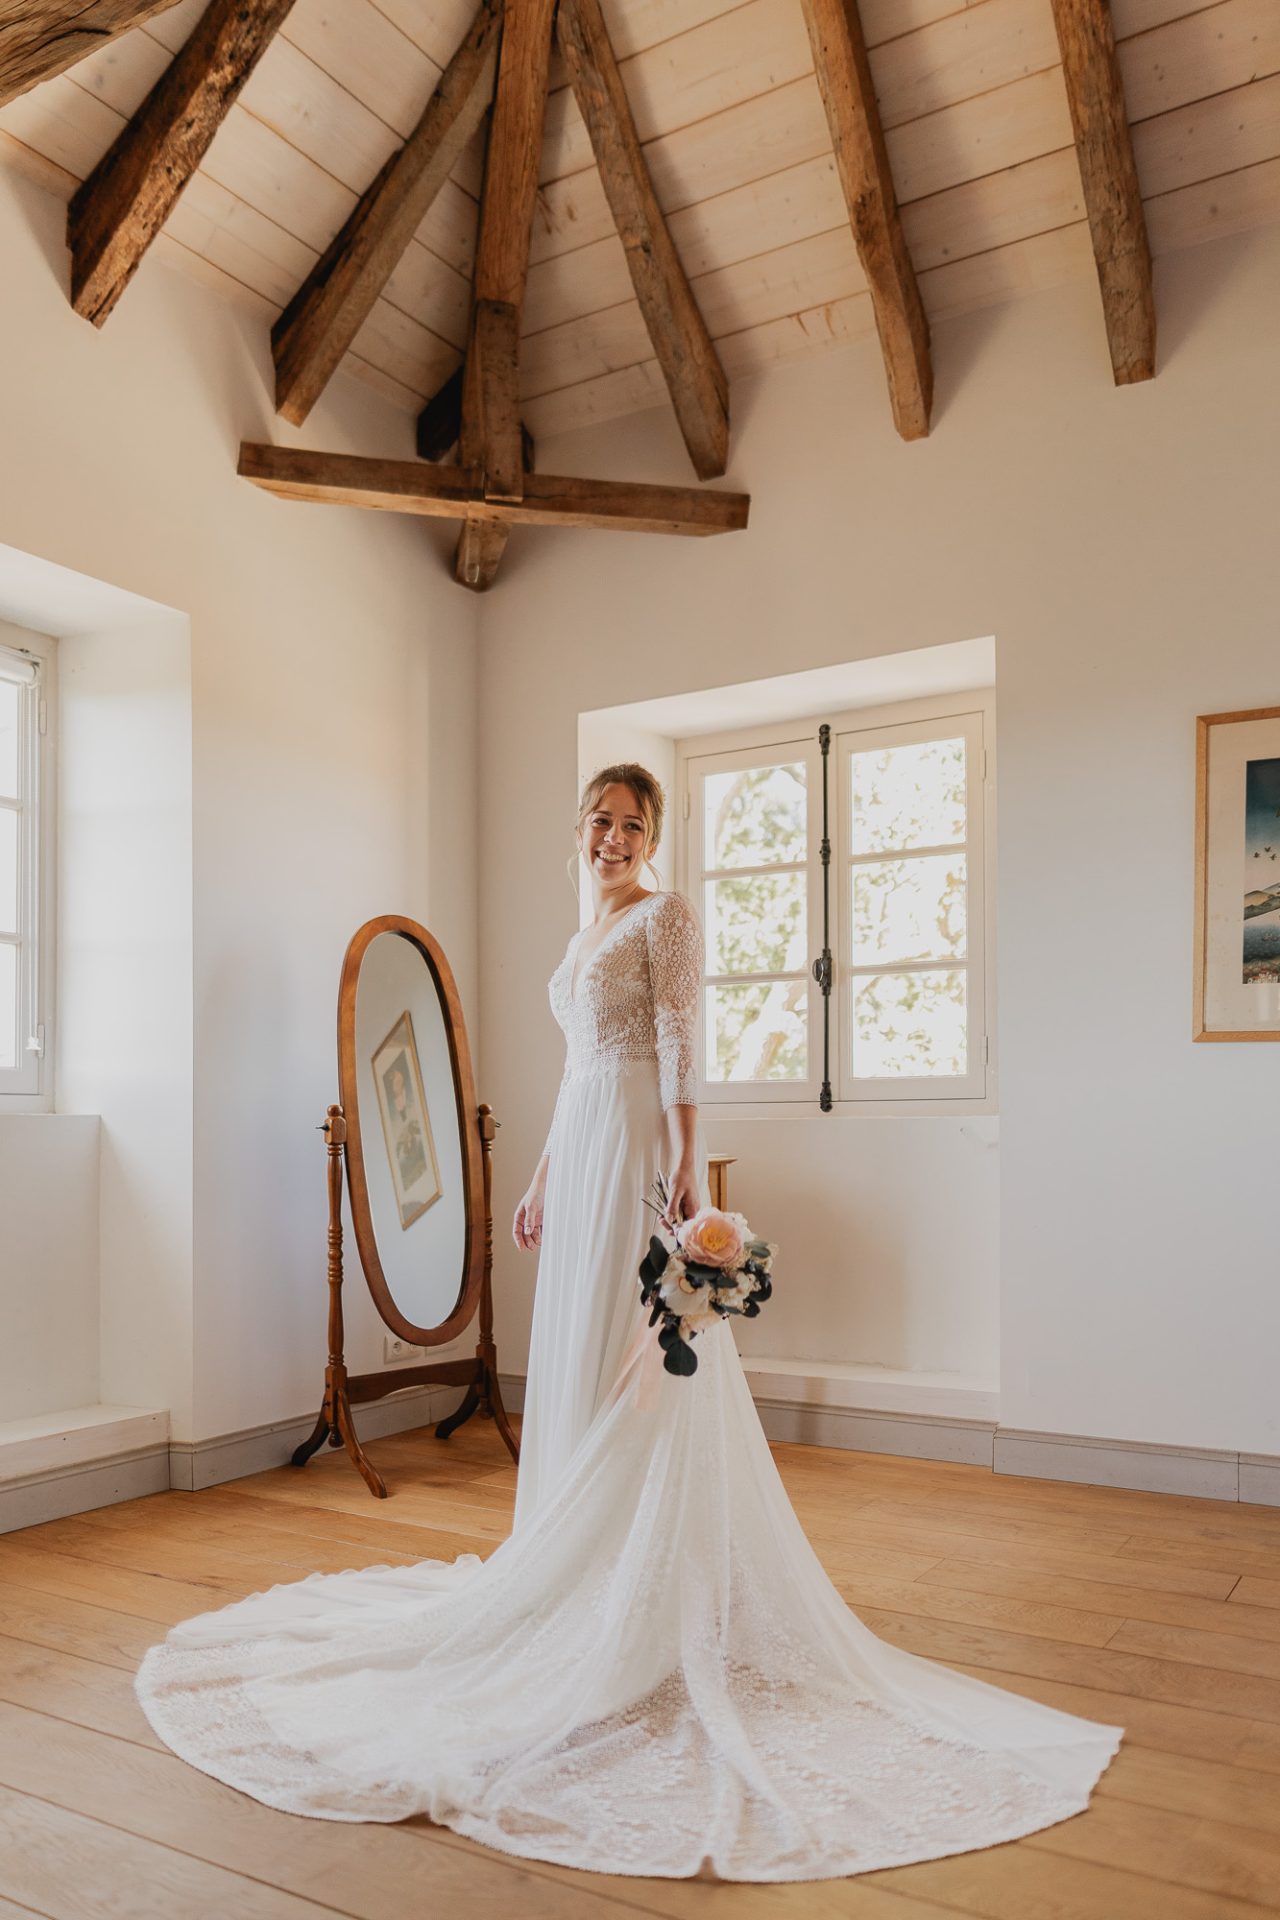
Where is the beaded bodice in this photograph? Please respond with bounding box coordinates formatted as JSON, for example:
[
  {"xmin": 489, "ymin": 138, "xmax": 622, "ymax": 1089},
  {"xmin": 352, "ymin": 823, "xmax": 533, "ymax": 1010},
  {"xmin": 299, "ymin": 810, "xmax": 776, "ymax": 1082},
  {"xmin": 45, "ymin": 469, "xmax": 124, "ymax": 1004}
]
[{"xmin": 543, "ymin": 890, "xmax": 702, "ymax": 1153}]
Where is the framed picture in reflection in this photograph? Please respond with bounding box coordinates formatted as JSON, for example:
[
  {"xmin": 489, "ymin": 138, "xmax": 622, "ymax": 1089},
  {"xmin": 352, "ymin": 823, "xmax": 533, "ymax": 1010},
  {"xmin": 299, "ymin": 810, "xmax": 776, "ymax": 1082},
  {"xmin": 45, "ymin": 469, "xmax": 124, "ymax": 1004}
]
[
  {"xmin": 371, "ymin": 1009, "xmax": 443, "ymax": 1227},
  {"xmin": 1194, "ymin": 705, "xmax": 1280, "ymax": 1041}
]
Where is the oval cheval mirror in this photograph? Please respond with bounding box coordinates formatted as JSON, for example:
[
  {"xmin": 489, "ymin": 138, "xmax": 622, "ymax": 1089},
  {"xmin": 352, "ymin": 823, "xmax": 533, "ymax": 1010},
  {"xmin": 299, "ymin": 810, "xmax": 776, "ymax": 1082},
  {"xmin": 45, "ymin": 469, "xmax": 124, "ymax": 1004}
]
[{"xmin": 292, "ymin": 915, "xmax": 518, "ymax": 1498}]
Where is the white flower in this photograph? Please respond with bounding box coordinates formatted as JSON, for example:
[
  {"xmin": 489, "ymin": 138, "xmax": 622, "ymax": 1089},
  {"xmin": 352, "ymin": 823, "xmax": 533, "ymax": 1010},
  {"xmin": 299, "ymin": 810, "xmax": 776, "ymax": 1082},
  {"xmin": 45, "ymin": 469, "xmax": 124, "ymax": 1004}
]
[
  {"xmin": 660, "ymin": 1260, "xmax": 706, "ymax": 1311},
  {"xmin": 680, "ymin": 1300, "xmax": 721, "ymax": 1337}
]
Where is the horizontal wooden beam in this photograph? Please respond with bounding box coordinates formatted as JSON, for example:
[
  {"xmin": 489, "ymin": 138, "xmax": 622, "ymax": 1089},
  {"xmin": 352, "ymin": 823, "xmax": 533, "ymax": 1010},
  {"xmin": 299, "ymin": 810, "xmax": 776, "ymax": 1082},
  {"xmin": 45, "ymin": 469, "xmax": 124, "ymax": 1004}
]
[
  {"xmin": 1050, "ymin": 0, "xmax": 1155, "ymax": 385},
  {"xmin": 67, "ymin": 0, "xmax": 297, "ymax": 326},
  {"xmin": 237, "ymin": 445, "xmax": 750, "ymax": 538},
  {"xmin": 0, "ymin": 0, "xmax": 184, "ymax": 108},
  {"xmin": 272, "ymin": 0, "xmax": 501, "ymax": 426},
  {"xmin": 557, "ymin": 0, "xmax": 729, "ymax": 481},
  {"xmin": 799, "ymin": 0, "xmax": 932, "ymax": 440}
]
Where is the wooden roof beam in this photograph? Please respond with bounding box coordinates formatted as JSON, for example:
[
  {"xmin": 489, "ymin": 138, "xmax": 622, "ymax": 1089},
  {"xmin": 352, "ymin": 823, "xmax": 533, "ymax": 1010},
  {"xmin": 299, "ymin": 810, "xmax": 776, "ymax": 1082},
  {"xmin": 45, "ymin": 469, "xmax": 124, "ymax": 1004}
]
[
  {"xmin": 273, "ymin": 0, "xmax": 501, "ymax": 427},
  {"xmin": 451, "ymin": 0, "xmax": 556, "ymax": 592},
  {"xmin": 238, "ymin": 444, "xmax": 750, "ymax": 538},
  {"xmin": 0, "ymin": 0, "xmax": 185, "ymax": 108},
  {"xmin": 1050, "ymin": 0, "xmax": 1155, "ymax": 385},
  {"xmin": 557, "ymin": 0, "xmax": 729, "ymax": 481},
  {"xmin": 67, "ymin": 0, "xmax": 298, "ymax": 327},
  {"xmin": 799, "ymin": 0, "xmax": 932, "ymax": 440}
]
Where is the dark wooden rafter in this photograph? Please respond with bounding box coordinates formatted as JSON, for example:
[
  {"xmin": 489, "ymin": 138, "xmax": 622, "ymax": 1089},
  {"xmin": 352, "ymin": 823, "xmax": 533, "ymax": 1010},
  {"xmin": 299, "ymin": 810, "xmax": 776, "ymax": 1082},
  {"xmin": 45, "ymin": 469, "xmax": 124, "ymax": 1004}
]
[
  {"xmin": 451, "ymin": 0, "xmax": 557, "ymax": 592},
  {"xmin": 1050, "ymin": 0, "xmax": 1155, "ymax": 385},
  {"xmin": 67, "ymin": 0, "xmax": 298, "ymax": 327},
  {"xmin": 238, "ymin": 444, "xmax": 749, "ymax": 537},
  {"xmin": 556, "ymin": 0, "xmax": 729, "ymax": 481},
  {"xmin": 0, "ymin": 0, "xmax": 184, "ymax": 108},
  {"xmin": 272, "ymin": 0, "xmax": 502, "ymax": 427},
  {"xmin": 416, "ymin": 363, "xmax": 534, "ymax": 472},
  {"xmin": 799, "ymin": 0, "xmax": 932, "ymax": 440}
]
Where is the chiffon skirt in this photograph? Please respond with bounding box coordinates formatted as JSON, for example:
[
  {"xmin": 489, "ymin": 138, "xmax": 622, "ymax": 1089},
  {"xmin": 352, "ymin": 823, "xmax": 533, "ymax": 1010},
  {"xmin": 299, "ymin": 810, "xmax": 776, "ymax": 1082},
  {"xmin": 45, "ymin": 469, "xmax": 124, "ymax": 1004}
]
[{"xmin": 133, "ymin": 1055, "xmax": 1124, "ymax": 1880}]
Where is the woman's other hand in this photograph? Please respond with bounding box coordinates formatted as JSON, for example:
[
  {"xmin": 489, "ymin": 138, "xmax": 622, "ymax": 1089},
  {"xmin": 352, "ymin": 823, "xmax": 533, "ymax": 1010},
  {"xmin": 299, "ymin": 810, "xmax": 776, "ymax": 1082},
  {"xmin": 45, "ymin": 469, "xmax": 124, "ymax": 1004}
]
[
  {"xmin": 513, "ymin": 1178, "xmax": 546, "ymax": 1251},
  {"xmin": 664, "ymin": 1159, "xmax": 700, "ymax": 1230}
]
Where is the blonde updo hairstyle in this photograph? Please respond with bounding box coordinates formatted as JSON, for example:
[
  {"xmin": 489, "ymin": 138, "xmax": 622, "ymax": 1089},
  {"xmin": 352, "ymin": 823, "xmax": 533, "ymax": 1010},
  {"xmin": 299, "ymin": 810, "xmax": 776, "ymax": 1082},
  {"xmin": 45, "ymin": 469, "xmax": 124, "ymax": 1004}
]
[{"xmin": 568, "ymin": 762, "xmax": 665, "ymax": 893}]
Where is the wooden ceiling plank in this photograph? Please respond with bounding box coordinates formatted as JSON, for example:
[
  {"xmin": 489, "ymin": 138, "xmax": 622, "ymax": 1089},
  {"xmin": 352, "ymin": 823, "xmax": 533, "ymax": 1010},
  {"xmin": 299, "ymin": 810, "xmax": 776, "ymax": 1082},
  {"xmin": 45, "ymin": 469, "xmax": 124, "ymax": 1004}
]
[
  {"xmin": 0, "ymin": 0, "xmax": 185, "ymax": 109},
  {"xmin": 66, "ymin": 0, "xmax": 299, "ymax": 326},
  {"xmin": 272, "ymin": 0, "xmax": 500, "ymax": 426},
  {"xmin": 557, "ymin": 0, "xmax": 729, "ymax": 480},
  {"xmin": 451, "ymin": 0, "xmax": 556, "ymax": 591},
  {"xmin": 1050, "ymin": 0, "xmax": 1156, "ymax": 385},
  {"xmin": 805, "ymin": 0, "xmax": 933, "ymax": 437},
  {"xmin": 237, "ymin": 445, "xmax": 749, "ymax": 536}
]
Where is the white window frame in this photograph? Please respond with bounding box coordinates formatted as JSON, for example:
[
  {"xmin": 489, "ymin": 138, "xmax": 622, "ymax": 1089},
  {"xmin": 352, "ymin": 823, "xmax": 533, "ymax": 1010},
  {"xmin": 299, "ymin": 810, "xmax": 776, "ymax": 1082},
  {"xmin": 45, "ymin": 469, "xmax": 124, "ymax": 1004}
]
[
  {"xmin": 676, "ymin": 689, "xmax": 996, "ymax": 1118},
  {"xmin": 0, "ymin": 633, "xmax": 56, "ymax": 1107}
]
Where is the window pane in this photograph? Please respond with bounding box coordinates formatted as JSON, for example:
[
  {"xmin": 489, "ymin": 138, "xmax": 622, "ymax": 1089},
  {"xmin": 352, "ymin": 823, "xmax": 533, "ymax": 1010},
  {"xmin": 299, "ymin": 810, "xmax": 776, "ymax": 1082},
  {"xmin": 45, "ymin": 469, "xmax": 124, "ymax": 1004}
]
[
  {"xmin": 705, "ymin": 980, "xmax": 807, "ymax": 1082},
  {"xmin": 0, "ymin": 942, "xmax": 15, "ymax": 1070},
  {"xmin": 851, "ymin": 970, "xmax": 967, "ymax": 1078},
  {"xmin": 704, "ymin": 761, "xmax": 806, "ymax": 868},
  {"xmin": 705, "ymin": 871, "xmax": 807, "ymax": 976},
  {"xmin": 0, "ymin": 809, "xmax": 16, "ymax": 937},
  {"xmin": 0, "ymin": 681, "xmax": 18, "ymax": 800},
  {"xmin": 851, "ymin": 853, "xmax": 967, "ymax": 964},
  {"xmin": 850, "ymin": 736, "xmax": 966, "ymax": 853}
]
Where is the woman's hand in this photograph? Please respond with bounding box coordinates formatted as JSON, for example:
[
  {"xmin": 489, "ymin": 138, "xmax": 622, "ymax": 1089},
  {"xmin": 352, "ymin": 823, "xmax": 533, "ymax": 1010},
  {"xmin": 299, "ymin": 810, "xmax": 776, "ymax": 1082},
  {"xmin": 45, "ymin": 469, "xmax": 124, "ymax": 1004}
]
[
  {"xmin": 664, "ymin": 1159, "xmax": 700, "ymax": 1231},
  {"xmin": 513, "ymin": 1176, "xmax": 546, "ymax": 1252}
]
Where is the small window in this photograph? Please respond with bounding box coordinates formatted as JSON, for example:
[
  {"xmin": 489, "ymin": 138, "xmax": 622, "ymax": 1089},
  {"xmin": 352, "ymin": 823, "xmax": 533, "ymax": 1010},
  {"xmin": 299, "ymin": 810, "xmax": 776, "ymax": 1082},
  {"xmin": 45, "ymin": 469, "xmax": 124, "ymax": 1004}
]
[
  {"xmin": 680, "ymin": 693, "xmax": 993, "ymax": 1113},
  {"xmin": 0, "ymin": 638, "xmax": 54, "ymax": 1099}
]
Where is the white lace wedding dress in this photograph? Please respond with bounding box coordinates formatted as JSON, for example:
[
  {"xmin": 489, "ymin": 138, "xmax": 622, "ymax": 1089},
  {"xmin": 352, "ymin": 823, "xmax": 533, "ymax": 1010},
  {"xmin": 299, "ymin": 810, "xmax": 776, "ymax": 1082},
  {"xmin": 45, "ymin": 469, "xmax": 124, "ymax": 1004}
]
[{"xmin": 134, "ymin": 887, "xmax": 1124, "ymax": 1881}]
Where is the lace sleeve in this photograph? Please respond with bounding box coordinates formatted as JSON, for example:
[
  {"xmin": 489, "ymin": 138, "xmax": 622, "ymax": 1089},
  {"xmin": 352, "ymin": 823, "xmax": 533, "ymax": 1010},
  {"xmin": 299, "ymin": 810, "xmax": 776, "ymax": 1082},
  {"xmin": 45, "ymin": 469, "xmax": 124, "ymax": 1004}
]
[{"xmin": 646, "ymin": 891, "xmax": 703, "ymax": 1110}]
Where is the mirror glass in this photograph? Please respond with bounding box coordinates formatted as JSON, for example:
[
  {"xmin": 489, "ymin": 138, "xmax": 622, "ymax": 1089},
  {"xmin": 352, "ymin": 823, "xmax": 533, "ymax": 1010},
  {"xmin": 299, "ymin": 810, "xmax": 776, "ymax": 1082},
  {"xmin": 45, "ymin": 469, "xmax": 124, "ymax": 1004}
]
[{"xmin": 353, "ymin": 929, "xmax": 466, "ymax": 1333}]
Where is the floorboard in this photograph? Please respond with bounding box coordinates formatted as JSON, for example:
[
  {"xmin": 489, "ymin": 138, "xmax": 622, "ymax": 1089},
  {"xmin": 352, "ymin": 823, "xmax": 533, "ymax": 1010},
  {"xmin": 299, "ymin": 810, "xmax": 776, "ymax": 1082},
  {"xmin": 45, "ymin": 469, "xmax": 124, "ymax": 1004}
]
[{"xmin": 2, "ymin": 1419, "xmax": 1278, "ymax": 1918}]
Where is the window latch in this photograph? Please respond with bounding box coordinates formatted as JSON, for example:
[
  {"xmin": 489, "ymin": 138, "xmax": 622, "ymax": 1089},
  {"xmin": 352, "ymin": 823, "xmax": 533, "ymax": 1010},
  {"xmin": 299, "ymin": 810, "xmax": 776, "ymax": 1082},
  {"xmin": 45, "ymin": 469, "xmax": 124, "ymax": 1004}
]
[{"xmin": 26, "ymin": 1025, "xmax": 45, "ymax": 1058}]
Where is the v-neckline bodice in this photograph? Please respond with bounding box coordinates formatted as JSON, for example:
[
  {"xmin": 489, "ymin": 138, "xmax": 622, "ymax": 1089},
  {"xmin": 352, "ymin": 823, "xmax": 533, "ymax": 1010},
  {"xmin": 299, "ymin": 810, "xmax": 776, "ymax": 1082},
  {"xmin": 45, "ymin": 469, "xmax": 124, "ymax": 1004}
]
[{"xmin": 568, "ymin": 891, "xmax": 661, "ymax": 1002}]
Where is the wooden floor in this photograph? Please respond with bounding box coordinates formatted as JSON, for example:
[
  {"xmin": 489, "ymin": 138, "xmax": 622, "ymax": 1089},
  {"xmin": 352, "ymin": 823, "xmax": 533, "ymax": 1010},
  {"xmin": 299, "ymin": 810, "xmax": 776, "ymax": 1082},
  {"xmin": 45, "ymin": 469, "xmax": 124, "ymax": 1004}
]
[{"xmin": 2, "ymin": 1420, "xmax": 1280, "ymax": 1919}]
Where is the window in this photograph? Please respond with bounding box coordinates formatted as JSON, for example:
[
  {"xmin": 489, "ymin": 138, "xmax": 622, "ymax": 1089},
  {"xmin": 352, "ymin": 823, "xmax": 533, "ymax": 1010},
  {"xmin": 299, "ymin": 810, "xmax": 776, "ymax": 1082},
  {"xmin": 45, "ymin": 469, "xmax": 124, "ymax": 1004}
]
[
  {"xmin": 0, "ymin": 636, "xmax": 54, "ymax": 1100},
  {"xmin": 679, "ymin": 693, "xmax": 993, "ymax": 1112}
]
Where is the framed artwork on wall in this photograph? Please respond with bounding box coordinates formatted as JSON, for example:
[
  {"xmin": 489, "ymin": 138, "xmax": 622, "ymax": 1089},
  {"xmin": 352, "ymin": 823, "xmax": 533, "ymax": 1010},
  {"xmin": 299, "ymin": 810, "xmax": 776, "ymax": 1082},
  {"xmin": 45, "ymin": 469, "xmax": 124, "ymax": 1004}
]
[
  {"xmin": 1194, "ymin": 705, "xmax": 1280, "ymax": 1041},
  {"xmin": 371, "ymin": 1008, "xmax": 444, "ymax": 1226}
]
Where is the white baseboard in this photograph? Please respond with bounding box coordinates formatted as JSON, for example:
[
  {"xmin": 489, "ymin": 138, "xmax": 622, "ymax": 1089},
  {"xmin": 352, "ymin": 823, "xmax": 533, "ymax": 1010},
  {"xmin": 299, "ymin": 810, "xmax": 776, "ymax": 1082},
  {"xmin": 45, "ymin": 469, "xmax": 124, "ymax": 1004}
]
[
  {"xmin": 993, "ymin": 1426, "xmax": 1245, "ymax": 1501},
  {"xmin": 0, "ymin": 1383, "xmax": 466, "ymax": 1532}
]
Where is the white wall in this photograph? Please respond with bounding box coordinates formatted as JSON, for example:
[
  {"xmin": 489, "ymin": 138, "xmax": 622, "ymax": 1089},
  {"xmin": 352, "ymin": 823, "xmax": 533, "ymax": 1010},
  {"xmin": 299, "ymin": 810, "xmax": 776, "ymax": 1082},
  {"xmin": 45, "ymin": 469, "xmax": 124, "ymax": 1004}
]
[
  {"xmin": 0, "ymin": 165, "xmax": 480, "ymax": 1445},
  {"xmin": 58, "ymin": 615, "xmax": 194, "ymax": 1430},
  {"xmin": 477, "ymin": 223, "xmax": 1280, "ymax": 1457},
  {"xmin": 0, "ymin": 1113, "xmax": 99, "ymax": 1419}
]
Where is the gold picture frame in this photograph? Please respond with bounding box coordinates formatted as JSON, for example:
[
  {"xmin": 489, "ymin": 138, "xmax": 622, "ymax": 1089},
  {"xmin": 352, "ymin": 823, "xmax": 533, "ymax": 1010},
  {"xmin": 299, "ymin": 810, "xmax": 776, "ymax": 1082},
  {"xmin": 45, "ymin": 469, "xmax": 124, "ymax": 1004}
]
[
  {"xmin": 371, "ymin": 1008, "xmax": 444, "ymax": 1226},
  {"xmin": 1193, "ymin": 705, "xmax": 1280, "ymax": 1042}
]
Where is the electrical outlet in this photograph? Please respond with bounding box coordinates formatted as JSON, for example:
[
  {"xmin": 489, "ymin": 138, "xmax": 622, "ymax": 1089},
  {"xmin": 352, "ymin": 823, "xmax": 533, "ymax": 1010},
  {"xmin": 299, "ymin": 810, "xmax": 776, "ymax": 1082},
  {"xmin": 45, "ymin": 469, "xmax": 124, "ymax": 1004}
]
[{"xmin": 384, "ymin": 1333, "xmax": 427, "ymax": 1365}]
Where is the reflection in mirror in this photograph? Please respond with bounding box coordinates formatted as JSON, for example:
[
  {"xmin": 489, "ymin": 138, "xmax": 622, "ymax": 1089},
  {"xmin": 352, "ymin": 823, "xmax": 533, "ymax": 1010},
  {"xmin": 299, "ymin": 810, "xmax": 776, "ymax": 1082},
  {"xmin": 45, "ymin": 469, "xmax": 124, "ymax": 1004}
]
[{"xmin": 354, "ymin": 930, "xmax": 466, "ymax": 1335}]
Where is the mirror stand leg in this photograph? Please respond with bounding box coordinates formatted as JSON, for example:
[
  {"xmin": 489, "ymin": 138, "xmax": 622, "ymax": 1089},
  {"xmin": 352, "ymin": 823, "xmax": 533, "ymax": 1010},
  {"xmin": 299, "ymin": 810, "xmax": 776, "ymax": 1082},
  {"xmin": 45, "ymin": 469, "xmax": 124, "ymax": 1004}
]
[
  {"xmin": 479, "ymin": 1350, "xmax": 519, "ymax": 1464},
  {"xmin": 435, "ymin": 1102, "xmax": 520, "ymax": 1465},
  {"xmin": 291, "ymin": 1103, "xmax": 389, "ymax": 1498},
  {"xmin": 329, "ymin": 1365, "xmax": 388, "ymax": 1500}
]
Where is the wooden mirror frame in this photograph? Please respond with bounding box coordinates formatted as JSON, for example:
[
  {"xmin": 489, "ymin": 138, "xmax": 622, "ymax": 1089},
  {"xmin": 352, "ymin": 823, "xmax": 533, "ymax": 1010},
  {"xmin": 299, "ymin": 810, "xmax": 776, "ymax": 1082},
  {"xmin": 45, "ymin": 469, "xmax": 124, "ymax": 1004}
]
[
  {"xmin": 338, "ymin": 913, "xmax": 485, "ymax": 1348},
  {"xmin": 293, "ymin": 913, "xmax": 517, "ymax": 1498}
]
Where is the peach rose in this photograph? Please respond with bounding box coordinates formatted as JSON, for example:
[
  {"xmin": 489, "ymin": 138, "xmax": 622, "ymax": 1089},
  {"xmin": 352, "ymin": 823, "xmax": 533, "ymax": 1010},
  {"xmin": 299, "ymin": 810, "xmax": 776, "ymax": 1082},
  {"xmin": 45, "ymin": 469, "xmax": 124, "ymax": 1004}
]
[{"xmin": 678, "ymin": 1207, "xmax": 746, "ymax": 1270}]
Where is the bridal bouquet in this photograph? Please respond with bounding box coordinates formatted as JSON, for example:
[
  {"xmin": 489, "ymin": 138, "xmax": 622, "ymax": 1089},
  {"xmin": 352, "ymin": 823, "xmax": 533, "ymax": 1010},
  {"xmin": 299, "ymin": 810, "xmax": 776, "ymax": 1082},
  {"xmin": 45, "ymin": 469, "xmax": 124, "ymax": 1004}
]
[{"xmin": 638, "ymin": 1172, "xmax": 776, "ymax": 1376}]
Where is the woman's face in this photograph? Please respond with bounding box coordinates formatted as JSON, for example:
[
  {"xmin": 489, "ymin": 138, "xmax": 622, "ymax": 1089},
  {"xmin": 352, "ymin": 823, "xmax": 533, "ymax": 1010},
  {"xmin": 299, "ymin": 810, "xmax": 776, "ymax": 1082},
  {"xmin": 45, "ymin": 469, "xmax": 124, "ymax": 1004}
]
[{"xmin": 579, "ymin": 782, "xmax": 651, "ymax": 896}]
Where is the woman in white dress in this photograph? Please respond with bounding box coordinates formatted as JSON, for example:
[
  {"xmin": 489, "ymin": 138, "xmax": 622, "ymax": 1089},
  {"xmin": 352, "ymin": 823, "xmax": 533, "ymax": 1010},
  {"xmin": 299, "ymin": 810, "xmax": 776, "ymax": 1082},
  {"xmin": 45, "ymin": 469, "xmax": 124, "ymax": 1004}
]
[{"xmin": 134, "ymin": 762, "xmax": 1124, "ymax": 1882}]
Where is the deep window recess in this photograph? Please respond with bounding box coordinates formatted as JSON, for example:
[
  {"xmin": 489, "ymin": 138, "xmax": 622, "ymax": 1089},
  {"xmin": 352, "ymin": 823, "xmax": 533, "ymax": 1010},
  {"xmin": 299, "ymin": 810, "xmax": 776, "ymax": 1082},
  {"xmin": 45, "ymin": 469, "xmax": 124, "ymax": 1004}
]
[
  {"xmin": 679, "ymin": 694, "xmax": 992, "ymax": 1112},
  {"xmin": 0, "ymin": 640, "xmax": 53, "ymax": 1099}
]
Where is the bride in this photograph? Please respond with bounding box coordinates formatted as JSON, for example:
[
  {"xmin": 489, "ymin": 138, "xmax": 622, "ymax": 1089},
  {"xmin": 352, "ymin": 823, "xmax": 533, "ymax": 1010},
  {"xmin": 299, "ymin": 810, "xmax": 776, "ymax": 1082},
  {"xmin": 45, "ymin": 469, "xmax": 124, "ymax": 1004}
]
[{"xmin": 134, "ymin": 761, "xmax": 1124, "ymax": 1882}]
